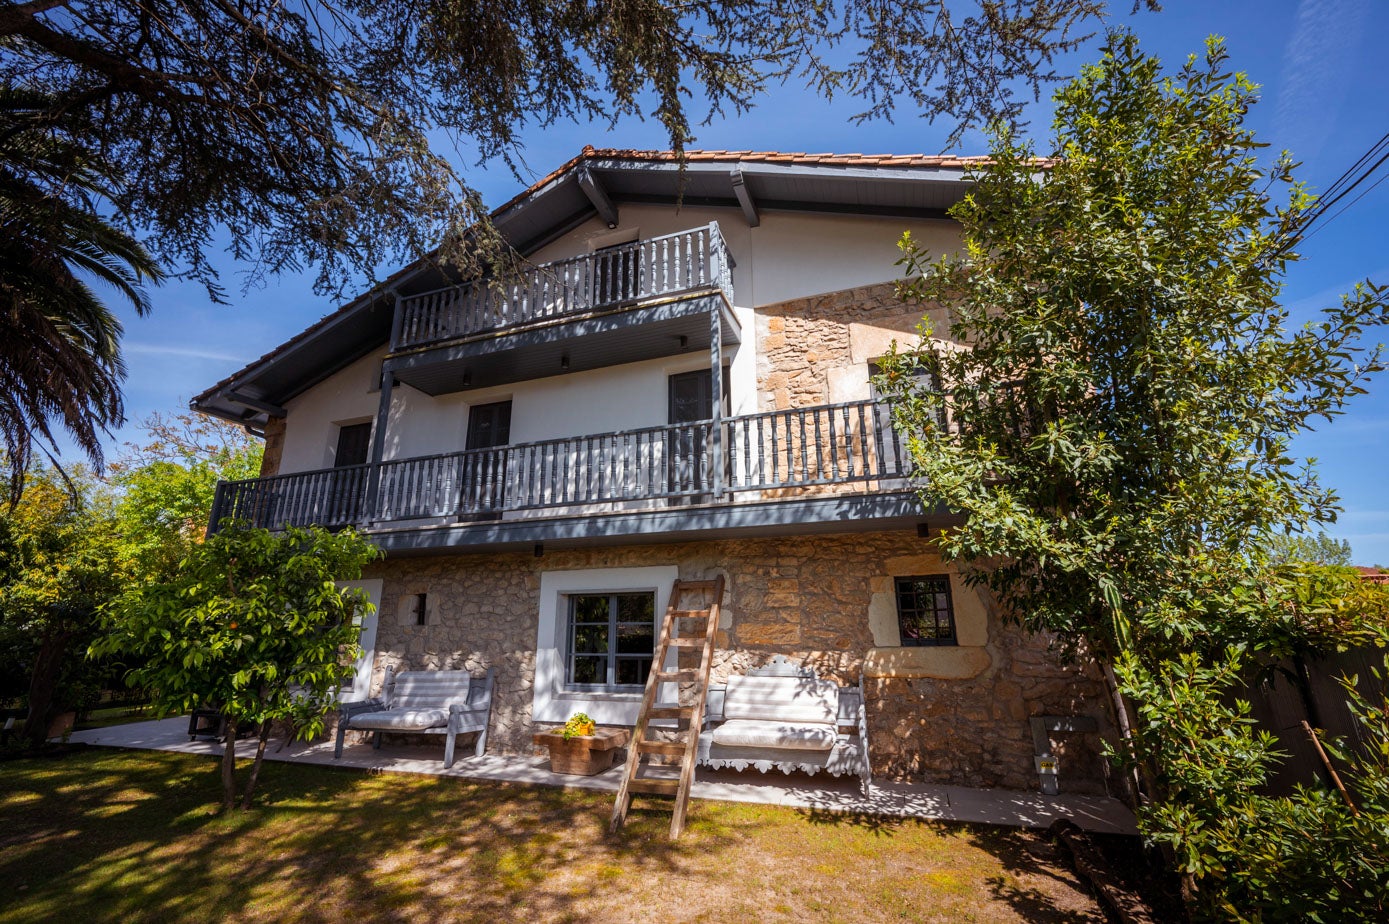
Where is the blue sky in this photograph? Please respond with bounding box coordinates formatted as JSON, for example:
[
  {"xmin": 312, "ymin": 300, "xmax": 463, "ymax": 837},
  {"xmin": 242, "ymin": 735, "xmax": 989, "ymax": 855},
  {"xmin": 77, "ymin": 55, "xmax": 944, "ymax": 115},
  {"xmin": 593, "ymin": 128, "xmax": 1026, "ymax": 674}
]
[{"xmin": 95, "ymin": 0, "xmax": 1389, "ymax": 563}]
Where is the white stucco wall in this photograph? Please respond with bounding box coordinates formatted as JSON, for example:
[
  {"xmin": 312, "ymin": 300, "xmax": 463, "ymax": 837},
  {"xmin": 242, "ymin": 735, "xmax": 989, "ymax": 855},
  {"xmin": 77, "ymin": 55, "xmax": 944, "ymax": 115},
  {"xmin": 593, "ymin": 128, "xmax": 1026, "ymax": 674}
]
[{"xmin": 278, "ymin": 348, "xmax": 384, "ymax": 473}]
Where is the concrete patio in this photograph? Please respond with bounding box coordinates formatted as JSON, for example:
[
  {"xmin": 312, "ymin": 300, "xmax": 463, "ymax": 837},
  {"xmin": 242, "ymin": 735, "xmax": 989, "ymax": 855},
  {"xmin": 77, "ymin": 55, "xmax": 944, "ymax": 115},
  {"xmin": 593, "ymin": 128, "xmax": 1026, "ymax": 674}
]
[{"xmin": 67, "ymin": 716, "xmax": 1138, "ymax": 835}]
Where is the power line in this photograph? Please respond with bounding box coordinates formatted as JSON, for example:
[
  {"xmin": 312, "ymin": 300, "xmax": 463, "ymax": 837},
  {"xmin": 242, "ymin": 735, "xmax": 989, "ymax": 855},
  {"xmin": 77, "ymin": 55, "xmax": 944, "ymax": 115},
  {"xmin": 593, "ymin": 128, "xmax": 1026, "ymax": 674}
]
[{"xmin": 1289, "ymin": 129, "xmax": 1389, "ymax": 244}]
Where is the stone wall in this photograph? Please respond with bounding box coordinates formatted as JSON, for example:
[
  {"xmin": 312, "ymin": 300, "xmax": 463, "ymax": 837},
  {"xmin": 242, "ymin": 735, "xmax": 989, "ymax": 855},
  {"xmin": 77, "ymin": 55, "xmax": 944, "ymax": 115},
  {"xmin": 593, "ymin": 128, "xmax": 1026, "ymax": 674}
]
[
  {"xmin": 755, "ymin": 280, "xmax": 953, "ymax": 411},
  {"xmin": 364, "ymin": 529, "xmax": 1115, "ymax": 794},
  {"xmin": 259, "ymin": 416, "xmax": 286, "ymax": 478}
]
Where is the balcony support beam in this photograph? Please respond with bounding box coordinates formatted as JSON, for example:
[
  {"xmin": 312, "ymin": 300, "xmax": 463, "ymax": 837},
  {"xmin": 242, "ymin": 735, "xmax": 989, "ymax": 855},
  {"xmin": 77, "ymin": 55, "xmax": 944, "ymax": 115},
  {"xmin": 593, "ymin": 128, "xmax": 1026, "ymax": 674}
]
[
  {"xmin": 365, "ymin": 371, "xmax": 396, "ymax": 520},
  {"xmin": 731, "ymin": 168, "xmax": 759, "ymax": 228},
  {"xmin": 226, "ymin": 391, "xmax": 287, "ymax": 419},
  {"xmin": 709, "ymin": 306, "xmax": 724, "ymax": 500},
  {"xmin": 386, "ymin": 285, "xmax": 405, "ymax": 352},
  {"xmin": 578, "ymin": 167, "xmax": 619, "ymax": 228}
]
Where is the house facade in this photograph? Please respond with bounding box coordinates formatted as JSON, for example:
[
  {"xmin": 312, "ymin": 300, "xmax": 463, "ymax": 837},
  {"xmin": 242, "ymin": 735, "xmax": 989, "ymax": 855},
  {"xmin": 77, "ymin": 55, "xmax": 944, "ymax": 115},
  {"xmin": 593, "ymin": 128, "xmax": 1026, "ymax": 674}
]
[{"xmin": 194, "ymin": 149, "xmax": 1115, "ymax": 795}]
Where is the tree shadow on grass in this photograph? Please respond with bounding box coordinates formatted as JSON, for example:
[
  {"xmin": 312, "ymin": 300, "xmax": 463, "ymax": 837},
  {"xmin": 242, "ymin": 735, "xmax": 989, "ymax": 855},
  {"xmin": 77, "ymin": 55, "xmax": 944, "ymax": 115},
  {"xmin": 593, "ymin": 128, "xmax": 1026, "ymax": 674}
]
[
  {"xmin": 0, "ymin": 748, "xmax": 723, "ymax": 923},
  {"xmin": 795, "ymin": 804, "xmax": 1108, "ymax": 923}
]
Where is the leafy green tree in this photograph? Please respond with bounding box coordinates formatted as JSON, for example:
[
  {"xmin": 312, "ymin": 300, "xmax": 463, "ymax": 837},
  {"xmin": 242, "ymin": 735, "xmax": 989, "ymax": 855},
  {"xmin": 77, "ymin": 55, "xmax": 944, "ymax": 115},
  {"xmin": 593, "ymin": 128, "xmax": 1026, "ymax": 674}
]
[
  {"xmin": 0, "ymin": 87, "xmax": 164, "ymax": 497},
  {"xmin": 1263, "ymin": 531, "xmax": 1353, "ymax": 566},
  {"xmin": 97, "ymin": 524, "xmax": 380, "ymax": 810},
  {"xmin": 0, "ymin": 1, "xmax": 1153, "ymax": 297},
  {"xmin": 0, "ymin": 466, "xmax": 133, "ymax": 746},
  {"xmin": 110, "ymin": 411, "xmax": 263, "ymax": 581},
  {"xmin": 885, "ymin": 32, "xmax": 1389, "ymax": 916}
]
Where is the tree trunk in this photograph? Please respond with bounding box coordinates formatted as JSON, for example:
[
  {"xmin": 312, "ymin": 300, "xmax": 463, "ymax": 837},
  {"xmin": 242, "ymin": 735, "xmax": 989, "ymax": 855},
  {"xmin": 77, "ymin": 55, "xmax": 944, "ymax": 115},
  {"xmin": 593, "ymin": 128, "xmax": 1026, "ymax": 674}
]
[
  {"xmin": 21, "ymin": 626, "xmax": 74, "ymax": 748},
  {"xmin": 1100, "ymin": 659, "xmax": 1144, "ymax": 809},
  {"xmin": 220, "ymin": 712, "xmax": 239, "ymax": 812},
  {"xmin": 241, "ymin": 720, "xmax": 273, "ymax": 809}
]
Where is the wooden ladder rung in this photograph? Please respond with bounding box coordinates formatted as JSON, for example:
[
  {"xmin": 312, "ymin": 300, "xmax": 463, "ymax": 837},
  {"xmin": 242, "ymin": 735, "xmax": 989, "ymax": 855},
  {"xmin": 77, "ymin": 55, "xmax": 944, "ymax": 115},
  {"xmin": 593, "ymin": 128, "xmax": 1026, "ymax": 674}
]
[
  {"xmin": 668, "ymin": 637, "xmax": 708, "ymax": 648},
  {"xmin": 668, "ymin": 609, "xmax": 711, "ymax": 620},
  {"xmin": 635, "ymin": 739, "xmax": 688, "ymax": 757},
  {"xmin": 676, "ymin": 580, "xmax": 719, "ymax": 591},
  {"xmin": 653, "ymin": 669, "xmax": 701, "ymax": 682},
  {"xmin": 627, "ymin": 777, "xmax": 680, "ymax": 796},
  {"xmin": 648, "ymin": 705, "xmax": 694, "ymax": 719}
]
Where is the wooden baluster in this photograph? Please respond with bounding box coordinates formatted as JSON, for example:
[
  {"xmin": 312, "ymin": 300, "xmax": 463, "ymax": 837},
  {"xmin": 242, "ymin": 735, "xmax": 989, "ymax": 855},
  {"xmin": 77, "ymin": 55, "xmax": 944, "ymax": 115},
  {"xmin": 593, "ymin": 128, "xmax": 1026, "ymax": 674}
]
[
  {"xmin": 795, "ymin": 409, "xmax": 808, "ymax": 482},
  {"xmin": 820, "ymin": 406, "xmax": 833, "ymax": 481},
  {"xmin": 768, "ymin": 412, "xmax": 779, "ymax": 486},
  {"xmin": 737, "ymin": 419, "xmax": 749, "ymax": 489},
  {"xmin": 851, "ymin": 403, "xmax": 865, "ymax": 478}
]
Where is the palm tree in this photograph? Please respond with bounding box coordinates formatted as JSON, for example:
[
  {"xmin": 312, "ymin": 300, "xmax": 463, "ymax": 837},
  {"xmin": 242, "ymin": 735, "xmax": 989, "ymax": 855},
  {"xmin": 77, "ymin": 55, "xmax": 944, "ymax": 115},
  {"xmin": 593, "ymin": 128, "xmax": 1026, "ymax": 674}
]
[{"xmin": 0, "ymin": 86, "xmax": 164, "ymax": 498}]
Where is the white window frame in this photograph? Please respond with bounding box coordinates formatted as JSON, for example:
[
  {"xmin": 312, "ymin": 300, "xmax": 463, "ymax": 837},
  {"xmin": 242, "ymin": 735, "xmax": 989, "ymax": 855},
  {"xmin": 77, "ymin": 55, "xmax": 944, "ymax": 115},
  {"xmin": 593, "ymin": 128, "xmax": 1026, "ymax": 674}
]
[
  {"xmin": 564, "ymin": 592, "xmax": 656, "ymax": 692},
  {"xmin": 532, "ymin": 565, "xmax": 677, "ymax": 725}
]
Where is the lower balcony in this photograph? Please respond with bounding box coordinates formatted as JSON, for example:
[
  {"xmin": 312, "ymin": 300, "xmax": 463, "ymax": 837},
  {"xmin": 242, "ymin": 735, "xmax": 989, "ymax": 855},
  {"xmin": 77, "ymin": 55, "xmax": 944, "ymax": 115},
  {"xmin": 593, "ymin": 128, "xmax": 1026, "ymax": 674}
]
[{"xmin": 210, "ymin": 400, "xmax": 934, "ymax": 553}]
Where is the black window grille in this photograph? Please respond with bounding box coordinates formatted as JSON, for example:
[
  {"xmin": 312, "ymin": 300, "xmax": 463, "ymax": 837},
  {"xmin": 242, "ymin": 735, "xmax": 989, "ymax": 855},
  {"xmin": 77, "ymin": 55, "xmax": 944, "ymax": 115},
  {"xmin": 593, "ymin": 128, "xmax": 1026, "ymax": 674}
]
[{"xmin": 894, "ymin": 575, "xmax": 957, "ymax": 646}]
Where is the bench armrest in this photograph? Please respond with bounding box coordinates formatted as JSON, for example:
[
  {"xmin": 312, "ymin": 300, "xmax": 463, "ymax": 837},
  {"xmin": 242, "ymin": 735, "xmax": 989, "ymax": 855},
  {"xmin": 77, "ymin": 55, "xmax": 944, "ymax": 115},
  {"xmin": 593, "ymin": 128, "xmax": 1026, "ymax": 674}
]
[
  {"xmin": 339, "ymin": 698, "xmax": 385, "ymax": 722},
  {"xmin": 702, "ymin": 684, "xmax": 727, "ymax": 726}
]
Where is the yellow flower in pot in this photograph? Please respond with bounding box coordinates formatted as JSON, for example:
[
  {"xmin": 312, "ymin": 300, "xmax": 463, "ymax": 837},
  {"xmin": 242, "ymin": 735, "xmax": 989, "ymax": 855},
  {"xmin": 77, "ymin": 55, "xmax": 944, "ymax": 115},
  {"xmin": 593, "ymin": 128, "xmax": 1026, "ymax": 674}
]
[{"xmin": 561, "ymin": 712, "xmax": 596, "ymax": 739}]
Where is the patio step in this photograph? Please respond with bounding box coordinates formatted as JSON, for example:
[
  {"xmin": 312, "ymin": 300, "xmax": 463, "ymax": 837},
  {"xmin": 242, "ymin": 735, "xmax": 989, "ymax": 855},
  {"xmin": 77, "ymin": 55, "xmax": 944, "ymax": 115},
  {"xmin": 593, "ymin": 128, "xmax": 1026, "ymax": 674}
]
[{"xmin": 611, "ymin": 575, "xmax": 726, "ymax": 839}]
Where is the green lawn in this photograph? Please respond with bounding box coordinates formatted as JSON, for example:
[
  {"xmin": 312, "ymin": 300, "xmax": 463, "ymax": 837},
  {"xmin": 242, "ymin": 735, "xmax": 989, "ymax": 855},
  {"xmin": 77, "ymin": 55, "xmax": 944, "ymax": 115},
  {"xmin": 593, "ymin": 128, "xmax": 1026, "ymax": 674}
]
[{"xmin": 0, "ymin": 748, "xmax": 1108, "ymax": 923}]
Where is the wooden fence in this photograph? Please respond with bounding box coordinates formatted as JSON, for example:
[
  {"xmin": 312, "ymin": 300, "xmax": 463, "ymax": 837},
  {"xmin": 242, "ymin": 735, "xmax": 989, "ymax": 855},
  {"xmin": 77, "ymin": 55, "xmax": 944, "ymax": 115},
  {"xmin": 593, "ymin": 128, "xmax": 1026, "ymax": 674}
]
[{"xmin": 1239, "ymin": 646, "xmax": 1387, "ymax": 798}]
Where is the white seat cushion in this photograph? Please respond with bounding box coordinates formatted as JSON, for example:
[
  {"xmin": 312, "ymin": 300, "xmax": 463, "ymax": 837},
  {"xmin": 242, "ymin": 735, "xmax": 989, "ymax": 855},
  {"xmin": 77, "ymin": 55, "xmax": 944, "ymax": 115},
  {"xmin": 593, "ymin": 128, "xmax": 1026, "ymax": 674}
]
[
  {"xmin": 723, "ymin": 674, "xmax": 839, "ymax": 725},
  {"xmin": 349, "ymin": 708, "xmax": 449, "ymax": 731},
  {"xmin": 710, "ymin": 718, "xmax": 837, "ymax": 751}
]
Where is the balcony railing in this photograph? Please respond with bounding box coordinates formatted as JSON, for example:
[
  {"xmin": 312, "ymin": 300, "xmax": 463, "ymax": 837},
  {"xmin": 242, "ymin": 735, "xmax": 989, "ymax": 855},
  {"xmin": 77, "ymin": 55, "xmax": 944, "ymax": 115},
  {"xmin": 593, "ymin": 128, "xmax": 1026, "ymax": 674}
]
[
  {"xmin": 393, "ymin": 222, "xmax": 734, "ymax": 352},
  {"xmin": 210, "ymin": 399, "xmax": 912, "ymax": 532}
]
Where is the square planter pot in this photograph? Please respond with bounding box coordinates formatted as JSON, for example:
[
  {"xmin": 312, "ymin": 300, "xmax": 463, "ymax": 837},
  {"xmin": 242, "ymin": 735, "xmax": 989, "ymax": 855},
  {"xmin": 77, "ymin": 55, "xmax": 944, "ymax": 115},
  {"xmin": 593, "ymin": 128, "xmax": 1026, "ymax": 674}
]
[{"xmin": 533, "ymin": 727, "xmax": 630, "ymax": 775}]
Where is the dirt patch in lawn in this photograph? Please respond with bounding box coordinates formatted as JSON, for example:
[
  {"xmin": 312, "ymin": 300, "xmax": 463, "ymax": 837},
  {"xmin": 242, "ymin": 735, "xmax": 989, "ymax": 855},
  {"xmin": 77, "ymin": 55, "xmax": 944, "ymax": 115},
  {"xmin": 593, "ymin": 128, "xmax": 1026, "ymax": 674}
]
[{"xmin": 0, "ymin": 749, "xmax": 1110, "ymax": 923}]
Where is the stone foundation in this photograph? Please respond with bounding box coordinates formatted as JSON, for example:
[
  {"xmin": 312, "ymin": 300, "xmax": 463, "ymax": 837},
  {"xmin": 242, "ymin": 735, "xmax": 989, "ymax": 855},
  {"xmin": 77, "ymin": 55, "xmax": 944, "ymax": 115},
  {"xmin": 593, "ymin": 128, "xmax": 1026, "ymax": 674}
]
[{"xmin": 363, "ymin": 530, "xmax": 1115, "ymax": 794}]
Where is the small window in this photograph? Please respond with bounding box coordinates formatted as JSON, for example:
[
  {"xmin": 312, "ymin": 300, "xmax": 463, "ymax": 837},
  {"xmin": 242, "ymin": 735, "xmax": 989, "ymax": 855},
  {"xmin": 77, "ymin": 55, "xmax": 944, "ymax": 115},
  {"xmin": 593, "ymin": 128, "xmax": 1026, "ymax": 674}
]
[
  {"xmin": 412, "ymin": 593, "xmax": 428, "ymax": 627},
  {"xmin": 334, "ymin": 422, "xmax": 373, "ymax": 468},
  {"xmin": 466, "ymin": 400, "xmax": 512, "ymax": 450},
  {"xmin": 566, "ymin": 593, "xmax": 655, "ymax": 690},
  {"xmin": 895, "ymin": 576, "xmax": 956, "ymax": 646}
]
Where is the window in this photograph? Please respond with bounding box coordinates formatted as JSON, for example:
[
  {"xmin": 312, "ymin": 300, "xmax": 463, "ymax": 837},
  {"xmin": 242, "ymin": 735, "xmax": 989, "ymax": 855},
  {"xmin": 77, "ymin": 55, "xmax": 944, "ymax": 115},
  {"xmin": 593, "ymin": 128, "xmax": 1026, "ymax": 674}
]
[
  {"xmin": 894, "ymin": 576, "xmax": 957, "ymax": 646},
  {"xmin": 334, "ymin": 421, "xmax": 372, "ymax": 467},
  {"xmin": 466, "ymin": 400, "xmax": 512, "ymax": 450},
  {"xmin": 566, "ymin": 593, "xmax": 655, "ymax": 690},
  {"xmin": 869, "ymin": 361, "xmax": 947, "ymax": 429},
  {"xmin": 592, "ymin": 240, "xmax": 641, "ymax": 305}
]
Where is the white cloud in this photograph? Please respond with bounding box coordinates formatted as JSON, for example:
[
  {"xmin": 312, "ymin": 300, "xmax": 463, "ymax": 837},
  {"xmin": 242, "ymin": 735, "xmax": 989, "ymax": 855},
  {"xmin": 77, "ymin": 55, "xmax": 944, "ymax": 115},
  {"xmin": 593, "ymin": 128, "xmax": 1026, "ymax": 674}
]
[
  {"xmin": 1274, "ymin": 0, "xmax": 1370, "ymax": 165},
  {"xmin": 124, "ymin": 343, "xmax": 247, "ymax": 363}
]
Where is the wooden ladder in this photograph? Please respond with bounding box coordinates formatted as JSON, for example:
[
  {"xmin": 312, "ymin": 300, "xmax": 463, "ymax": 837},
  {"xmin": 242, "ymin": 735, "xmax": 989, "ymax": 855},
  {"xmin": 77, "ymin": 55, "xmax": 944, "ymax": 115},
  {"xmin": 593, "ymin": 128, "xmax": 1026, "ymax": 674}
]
[{"xmin": 610, "ymin": 576, "xmax": 725, "ymax": 838}]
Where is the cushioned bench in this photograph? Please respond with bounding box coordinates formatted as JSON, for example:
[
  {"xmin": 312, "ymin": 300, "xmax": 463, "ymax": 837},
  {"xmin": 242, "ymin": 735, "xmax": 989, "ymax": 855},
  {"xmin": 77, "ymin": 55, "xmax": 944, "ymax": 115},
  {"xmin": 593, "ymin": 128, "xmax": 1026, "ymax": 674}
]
[
  {"xmin": 696, "ymin": 656, "xmax": 870, "ymax": 794},
  {"xmin": 334, "ymin": 666, "xmax": 494, "ymax": 768}
]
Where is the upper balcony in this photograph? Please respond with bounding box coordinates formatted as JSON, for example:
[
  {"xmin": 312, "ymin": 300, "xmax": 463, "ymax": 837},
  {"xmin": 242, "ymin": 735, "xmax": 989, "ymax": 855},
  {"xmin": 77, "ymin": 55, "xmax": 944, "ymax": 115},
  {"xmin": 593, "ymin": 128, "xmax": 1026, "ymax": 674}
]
[{"xmin": 384, "ymin": 223, "xmax": 739, "ymax": 397}]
